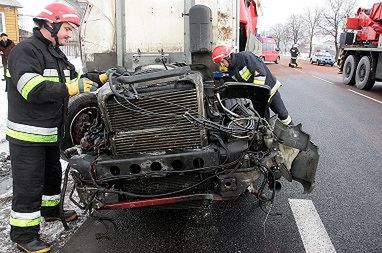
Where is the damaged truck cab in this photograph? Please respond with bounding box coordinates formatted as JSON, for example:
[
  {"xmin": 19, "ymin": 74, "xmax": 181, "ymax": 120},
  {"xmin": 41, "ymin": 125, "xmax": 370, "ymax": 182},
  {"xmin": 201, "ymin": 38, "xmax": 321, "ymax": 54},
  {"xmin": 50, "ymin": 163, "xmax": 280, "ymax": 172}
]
[
  {"xmin": 62, "ymin": 65, "xmax": 318, "ymax": 210},
  {"xmin": 61, "ymin": 0, "xmax": 318, "ymax": 211}
]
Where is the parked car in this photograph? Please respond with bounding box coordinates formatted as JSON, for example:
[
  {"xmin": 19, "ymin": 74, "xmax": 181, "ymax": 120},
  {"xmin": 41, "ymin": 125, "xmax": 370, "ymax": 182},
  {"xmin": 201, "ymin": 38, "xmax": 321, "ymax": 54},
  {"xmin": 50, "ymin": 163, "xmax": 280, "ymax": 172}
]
[
  {"xmin": 310, "ymin": 51, "xmax": 335, "ymax": 66},
  {"xmin": 259, "ymin": 37, "xmax": 280, "ymax": 64}
]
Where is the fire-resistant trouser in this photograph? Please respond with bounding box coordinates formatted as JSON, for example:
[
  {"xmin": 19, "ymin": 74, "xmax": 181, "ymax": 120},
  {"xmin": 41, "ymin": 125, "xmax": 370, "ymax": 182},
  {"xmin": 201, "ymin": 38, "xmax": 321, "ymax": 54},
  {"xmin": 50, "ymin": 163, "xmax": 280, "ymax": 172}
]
[
  {"xmin": 290, "ymin": 57, "xmax": 298, "ymax": 66},
  {"xmin": 9, "ymin": 143, "xmax": 62, "ymax": 243},
  {"xmin": 270, "ymin": 91, "xmax": 292, "ymax": 125}
]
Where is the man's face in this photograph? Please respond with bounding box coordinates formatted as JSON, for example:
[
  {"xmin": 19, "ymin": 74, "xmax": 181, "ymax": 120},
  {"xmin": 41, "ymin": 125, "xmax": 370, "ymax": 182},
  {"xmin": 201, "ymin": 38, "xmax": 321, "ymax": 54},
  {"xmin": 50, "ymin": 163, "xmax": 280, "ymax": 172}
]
[
  {"xmin": 219, "ymin": 58, "xmax": 230, "ymax": 68},
  {"xmin": 1, "ymin": 36, "xmax": 7, "ymax": 42},
  {"xmin": 56, "ymin": 22, "xmax": 74, "ymax": 46}
]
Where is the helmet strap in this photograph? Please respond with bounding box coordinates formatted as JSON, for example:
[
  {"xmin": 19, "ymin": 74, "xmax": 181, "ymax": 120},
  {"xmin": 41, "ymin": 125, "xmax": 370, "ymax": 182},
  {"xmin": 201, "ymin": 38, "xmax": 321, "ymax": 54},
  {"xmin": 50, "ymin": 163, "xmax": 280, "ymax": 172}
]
[
  {"xmin": 224, "ymin": 55, "xmax": 232, "ymax": 66},
  {"xmin": 43, "ymin": 22, "xmax": 63, "ymax": 47}
]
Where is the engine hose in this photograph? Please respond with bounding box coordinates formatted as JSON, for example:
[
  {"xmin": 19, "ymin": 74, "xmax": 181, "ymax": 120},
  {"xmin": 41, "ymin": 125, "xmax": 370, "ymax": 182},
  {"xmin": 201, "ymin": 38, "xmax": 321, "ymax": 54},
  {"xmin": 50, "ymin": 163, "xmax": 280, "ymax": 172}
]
[
  {"xmin": 59, "ymin": 164, "xmax": 71, "ymax": 230},
  {"xmin": 108, "ymin": 72, "xmax": 125, "ymax": 99}
]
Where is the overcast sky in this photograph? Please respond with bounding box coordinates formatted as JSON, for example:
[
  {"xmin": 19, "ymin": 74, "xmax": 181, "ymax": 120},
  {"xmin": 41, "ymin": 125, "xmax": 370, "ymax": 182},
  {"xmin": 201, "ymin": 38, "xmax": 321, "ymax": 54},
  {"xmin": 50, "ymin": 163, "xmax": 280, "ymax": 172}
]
[
  {"xmin": 18, "ymin": 0, "xmax": 53, "ymax": 16},
  {"xmin": 257, "ymin": 0, "xmax": 380, "ymax": 31}
]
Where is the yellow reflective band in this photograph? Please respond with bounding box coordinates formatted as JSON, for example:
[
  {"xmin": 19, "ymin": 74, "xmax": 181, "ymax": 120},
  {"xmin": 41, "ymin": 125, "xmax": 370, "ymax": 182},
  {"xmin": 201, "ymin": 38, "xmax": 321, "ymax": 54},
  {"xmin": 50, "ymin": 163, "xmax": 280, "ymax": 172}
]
[
  {"xmin": 10, "ymin": 217, "xmax": 41, "ymax": 227},
  {"xmin": 269, "ymin": 80, "xmax": 282, "ymax": 99},
  {"xmin": 281, "ymin": 116, "xmax": 292, "ymax": 125},
  {"xmin": 41, "ymin": 199, "xmax": 60, "ymax": 207},
  {"xmin": 44, "ymin": 77, "xmax": 60, "ymax": 82},
  {"xmin": 253, "ymin": 79, "xmax": 265, "ymax": 85},
  {"xmin": 240, "ymin": 68, "xmax": 252, "ymax": 81},
  {"xmin": 6, "ymin": 128, "xmax": 58, "ymax": 143},
  {"xmin": 6, "ymin": 68, "xmax": 11, "ymax": 77},
  {"xmin": 21, "ymin": 75, "xmax": 46, "ymax": 100},
  {"xmin": 65, "ymin": 77, "xmax": 71, "ymax": 83}
]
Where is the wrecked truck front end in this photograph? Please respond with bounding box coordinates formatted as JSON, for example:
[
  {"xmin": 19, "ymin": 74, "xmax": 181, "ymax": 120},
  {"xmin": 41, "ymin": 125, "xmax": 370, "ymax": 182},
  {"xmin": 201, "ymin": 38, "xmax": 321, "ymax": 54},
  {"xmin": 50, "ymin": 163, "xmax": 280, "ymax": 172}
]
[{"xmin": 62, "ymin": 66, "xmax": 318, "ymax": 211}]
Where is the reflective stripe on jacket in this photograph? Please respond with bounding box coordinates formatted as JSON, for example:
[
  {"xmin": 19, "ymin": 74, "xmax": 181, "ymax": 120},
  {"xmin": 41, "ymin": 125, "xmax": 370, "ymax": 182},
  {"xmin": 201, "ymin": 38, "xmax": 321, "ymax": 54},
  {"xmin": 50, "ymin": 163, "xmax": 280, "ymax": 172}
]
[
  {"xmin": 6, "ymin": 28, "xmax": 77, "ymax": 145},
  {"xmin": 229, "ymin": 51, "xmax": 280, "ymax": 97}
]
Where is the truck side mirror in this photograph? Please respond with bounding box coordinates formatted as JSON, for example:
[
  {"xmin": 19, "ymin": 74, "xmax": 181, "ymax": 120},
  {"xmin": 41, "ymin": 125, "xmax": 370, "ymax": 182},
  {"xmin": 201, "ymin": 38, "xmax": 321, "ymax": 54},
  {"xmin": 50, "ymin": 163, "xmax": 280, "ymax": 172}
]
[{"xmin": 275, "ymin": 48, "xmax": 280, "ymax": 51}]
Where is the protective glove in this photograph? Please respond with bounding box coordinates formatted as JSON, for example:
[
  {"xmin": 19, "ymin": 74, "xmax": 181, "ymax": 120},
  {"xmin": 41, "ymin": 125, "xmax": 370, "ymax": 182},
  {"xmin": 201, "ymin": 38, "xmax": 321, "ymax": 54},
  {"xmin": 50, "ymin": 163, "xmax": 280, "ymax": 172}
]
[
  {"xmin": 99, "ymin": 67, "xmax": 118, "ymax": 84},
  {"xmin": 66, "ymin": 78, "xmax": 98, "ymax": 96}
]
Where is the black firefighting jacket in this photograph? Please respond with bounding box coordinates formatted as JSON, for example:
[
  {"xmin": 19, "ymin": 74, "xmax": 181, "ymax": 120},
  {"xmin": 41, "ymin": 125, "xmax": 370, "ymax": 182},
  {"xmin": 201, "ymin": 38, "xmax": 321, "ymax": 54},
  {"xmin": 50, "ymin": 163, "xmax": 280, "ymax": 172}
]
[
  {"xmin": 228, "ymin": 51, "xmax": 291, "ymax": 123},
  {"xmin": 290, "ymin": 47, "xmax": 300, "ymax": 58},
  {"xmin": 229, "ymin": 51, "xmax": 278, "ymax": 92},
  {"xmin": 6, "ymin": 28, "xmax": 99, "ymax": 146}
]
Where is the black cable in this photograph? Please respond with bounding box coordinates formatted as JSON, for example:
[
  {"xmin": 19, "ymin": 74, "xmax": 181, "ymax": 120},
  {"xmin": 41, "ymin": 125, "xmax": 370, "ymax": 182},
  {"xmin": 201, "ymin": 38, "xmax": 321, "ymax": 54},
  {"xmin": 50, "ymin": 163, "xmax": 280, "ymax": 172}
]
[
  {"xmin": 211, "ymin": 133, "xmax": 230, "ymax": 164},
  {"xmin": 59, "ymin": 164, "xmax": 70, "ymax": 230},
  {"xmin": 68, "ymin": 183, "xmax": 86, "ymax": 210}
]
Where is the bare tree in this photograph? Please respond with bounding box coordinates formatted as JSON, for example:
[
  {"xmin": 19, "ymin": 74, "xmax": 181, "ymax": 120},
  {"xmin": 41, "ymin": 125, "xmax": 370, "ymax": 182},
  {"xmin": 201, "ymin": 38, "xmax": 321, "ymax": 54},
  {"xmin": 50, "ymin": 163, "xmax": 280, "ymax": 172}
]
[
  {"xmin": 319, "ymin": 0, "xmax": 356, "ymax": 59},
  {"xmin": 280, "ymin": 24, "xmax": 292, "ymax": 53},
  {"xmin": 269, "ymin": 23, "xmax": 284, "ymax": 49},
  {"xmin": 304, "ymin": 7, "xmax": 322, "ymax": 58},
  {"xmin": 287, "ymin": 14, "xmax": 306, "ymax": 45}
]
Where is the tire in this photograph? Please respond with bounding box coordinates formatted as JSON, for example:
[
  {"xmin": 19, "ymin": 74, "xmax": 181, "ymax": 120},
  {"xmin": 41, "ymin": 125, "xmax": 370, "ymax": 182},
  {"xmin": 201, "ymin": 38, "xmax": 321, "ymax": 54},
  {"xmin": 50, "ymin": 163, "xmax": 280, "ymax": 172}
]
[
  {"xmin": 355, "ymin": 56, "xmax": 375, "ymax": 90},
  {"xmin": 310, "ymin": 59, "xmax": 313, "ymax": 64},
  {"xmin": 60, "ymin": 93, "xmax": 98, "ymax": 153},
  {"xmin": 274, "ymin": 56, "xmax": 280, "ymax": 64},
  {"xmin": 343, "ymin": 55, "xmax": 358, "ymax": 85}
]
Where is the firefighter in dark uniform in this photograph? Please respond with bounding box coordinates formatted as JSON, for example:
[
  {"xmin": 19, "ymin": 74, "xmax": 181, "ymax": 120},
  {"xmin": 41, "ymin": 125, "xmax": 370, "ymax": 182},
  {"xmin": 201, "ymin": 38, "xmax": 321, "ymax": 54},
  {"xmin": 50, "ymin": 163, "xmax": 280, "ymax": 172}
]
[
  {"xmin": 6, "ymin": 3, "xmax": 113, "ymax": 252},
  {"xmin": 211, "ymin": 45, "xmax": 292, "ymax": 125},
  {"xmin": 289, "ymin": 44, "xmax": 300, "ymax": 67}
]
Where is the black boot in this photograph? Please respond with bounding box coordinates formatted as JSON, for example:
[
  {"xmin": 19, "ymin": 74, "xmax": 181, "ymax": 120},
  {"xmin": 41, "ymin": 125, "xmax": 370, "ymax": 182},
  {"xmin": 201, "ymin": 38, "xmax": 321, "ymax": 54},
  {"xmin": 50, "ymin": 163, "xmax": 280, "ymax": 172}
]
[
  {"xmin": 16, "ymin": 238, "xmax": 51, "ymax": 253},
  {"xmin": 43, "ymin": 209, "xmax": 78, "ymax": 222}
]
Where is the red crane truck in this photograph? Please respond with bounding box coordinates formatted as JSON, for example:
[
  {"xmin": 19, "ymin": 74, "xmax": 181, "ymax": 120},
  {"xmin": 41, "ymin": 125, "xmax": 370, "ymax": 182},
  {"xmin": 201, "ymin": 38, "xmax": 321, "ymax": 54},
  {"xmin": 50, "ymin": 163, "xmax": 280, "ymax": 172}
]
[{"xmin": 339, "ymin": 2, "xmax": 382, "ymax": 90}]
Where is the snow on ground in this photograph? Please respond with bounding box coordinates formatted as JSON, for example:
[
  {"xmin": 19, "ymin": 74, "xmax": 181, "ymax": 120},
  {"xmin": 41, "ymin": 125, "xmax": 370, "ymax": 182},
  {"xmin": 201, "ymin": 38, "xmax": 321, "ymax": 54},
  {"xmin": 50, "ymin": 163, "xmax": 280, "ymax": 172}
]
[{"xmin": 0, "ymin": 61, "xmax": 88, "ymax": 252}]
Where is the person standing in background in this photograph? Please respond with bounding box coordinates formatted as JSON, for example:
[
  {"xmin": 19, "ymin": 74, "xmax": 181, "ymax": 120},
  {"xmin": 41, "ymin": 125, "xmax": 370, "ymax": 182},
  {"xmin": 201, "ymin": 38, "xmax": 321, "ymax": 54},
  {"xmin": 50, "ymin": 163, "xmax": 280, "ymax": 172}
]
[{"xmin": 0, "ymin": 33, "xmax": 15, "ymax": 83}]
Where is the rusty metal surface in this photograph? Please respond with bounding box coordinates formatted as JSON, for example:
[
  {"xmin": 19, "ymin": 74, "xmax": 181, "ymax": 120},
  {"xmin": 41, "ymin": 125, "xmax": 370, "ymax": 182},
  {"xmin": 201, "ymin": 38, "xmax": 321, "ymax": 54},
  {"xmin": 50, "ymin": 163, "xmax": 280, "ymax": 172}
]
[{"xmin": 100, "ymin": 194, "xmax": 223, "ymax": 209}]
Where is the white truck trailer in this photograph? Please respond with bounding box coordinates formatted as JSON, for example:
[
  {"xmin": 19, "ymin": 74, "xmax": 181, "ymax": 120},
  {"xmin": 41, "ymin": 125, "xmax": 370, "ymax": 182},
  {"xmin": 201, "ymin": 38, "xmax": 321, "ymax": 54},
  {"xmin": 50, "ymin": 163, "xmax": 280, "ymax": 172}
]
[{"xmin": 77, "ymin": 0, "xmax": 262, "ymax": 72}]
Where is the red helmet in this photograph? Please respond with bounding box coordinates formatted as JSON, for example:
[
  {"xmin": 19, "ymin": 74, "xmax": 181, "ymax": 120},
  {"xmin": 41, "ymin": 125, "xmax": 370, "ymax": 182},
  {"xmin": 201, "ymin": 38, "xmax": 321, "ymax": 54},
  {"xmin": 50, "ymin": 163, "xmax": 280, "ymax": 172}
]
[
  {"xmin": 34, "ymin": 2, "xmax": 81, "ymax": 28},
  {"xmin": 211, "ymin": 45, "xmax": 233, "ymax": 63}
]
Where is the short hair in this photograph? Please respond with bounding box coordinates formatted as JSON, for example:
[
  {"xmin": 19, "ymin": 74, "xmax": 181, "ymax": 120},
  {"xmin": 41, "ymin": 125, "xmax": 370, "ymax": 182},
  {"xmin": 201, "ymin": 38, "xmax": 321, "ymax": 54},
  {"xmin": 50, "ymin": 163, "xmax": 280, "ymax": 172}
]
[{"xmin": 0, "ymin": 33, "xmax": 8, "ymax": 37}]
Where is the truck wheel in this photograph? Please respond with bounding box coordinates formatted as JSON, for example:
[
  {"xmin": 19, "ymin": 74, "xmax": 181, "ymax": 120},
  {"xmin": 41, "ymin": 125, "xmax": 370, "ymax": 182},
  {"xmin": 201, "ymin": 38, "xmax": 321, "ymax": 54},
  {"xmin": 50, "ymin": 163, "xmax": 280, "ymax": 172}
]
[
  {"xmin": 274, "ymin": 56, "xmax": 280, "ymax": 64},
  {"xmin": 310, "ymin": 59, "xmax": 313, "ymax": 64},
  {"xmin": 60, "ymin": 93, "xmax": 98, "ymax": 154},
  {"xmin": 355, "ymin": 56, "xmax": 375, "ymax": 90},
  {"xmin": 343, "ymin": 55, "xmax": 358, "ymax": 85}
]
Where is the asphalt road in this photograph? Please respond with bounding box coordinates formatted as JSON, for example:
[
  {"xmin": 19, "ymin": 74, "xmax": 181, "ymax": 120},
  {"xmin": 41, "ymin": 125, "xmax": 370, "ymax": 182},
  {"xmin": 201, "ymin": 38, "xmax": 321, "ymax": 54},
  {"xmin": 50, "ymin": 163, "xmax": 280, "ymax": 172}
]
[{"xmin": 58, "ymin": 58, "xmax": 382, "ymax": 253}]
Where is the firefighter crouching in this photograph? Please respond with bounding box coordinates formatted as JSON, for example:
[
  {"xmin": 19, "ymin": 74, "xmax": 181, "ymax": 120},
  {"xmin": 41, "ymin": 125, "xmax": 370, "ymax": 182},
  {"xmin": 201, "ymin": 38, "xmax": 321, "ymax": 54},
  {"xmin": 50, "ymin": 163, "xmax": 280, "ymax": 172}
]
[
  {"xmin": 6, "ymin": 3, "xmax": 114, "ymax": 253},
  {"xmin": 211, "ymin": 45, "xmax": 292, "ymax": 125}
]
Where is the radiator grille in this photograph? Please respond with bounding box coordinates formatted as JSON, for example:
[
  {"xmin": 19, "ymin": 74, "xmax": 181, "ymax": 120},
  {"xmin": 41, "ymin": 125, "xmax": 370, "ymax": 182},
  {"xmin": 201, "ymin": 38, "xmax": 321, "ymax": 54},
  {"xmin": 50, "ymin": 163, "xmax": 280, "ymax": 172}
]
[{"xmin": 105, "ymin": 89, "xmax": 203, "ymax": 155}]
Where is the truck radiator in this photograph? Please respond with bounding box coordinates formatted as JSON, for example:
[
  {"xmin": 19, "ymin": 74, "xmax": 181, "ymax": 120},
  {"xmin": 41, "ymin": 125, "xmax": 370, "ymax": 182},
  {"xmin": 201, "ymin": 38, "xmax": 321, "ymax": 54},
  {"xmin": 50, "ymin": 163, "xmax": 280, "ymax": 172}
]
[{"xmin": 105, "ymin": 88, "xmax": 203, "ymax": 155}]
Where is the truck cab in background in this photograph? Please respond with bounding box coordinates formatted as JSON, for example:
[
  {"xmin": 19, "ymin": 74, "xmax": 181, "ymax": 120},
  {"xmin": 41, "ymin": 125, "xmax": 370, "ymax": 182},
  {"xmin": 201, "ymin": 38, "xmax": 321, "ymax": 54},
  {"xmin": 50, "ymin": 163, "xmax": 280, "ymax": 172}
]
[
  {"xmin": 339, "ymin": 1, "xmax": 382, "ymax": 90},
  {"xmin": 259, "ymin": 36, "xmax": 280, "ymax": 64}
]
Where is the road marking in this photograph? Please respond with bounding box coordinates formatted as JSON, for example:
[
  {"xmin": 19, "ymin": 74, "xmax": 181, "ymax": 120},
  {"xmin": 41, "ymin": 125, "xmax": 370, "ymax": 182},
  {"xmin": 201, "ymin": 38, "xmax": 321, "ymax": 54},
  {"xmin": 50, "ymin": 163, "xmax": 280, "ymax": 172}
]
[
  {"xmin": 311, "ymin": 75, "xmax": 334, "ymax": 84},
  {"xmin": 289, "ymin": 199, "xmax": 336, "ymax": 253},
  {"xmin": 348, "ymin": 89, "xmax": 382, "ymax": 105}
]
